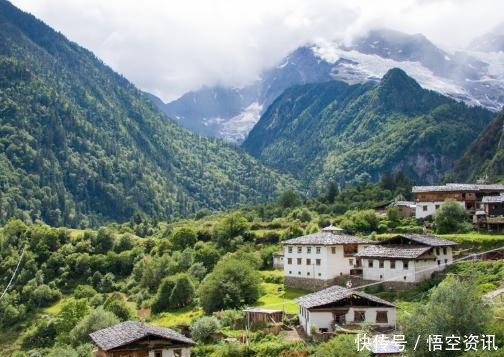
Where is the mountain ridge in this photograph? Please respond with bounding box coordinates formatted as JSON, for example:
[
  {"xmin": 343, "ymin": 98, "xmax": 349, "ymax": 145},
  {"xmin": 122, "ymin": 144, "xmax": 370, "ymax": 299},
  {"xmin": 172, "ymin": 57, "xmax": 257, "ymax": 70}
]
[
  {"xmin": 242, "ymin": 68, "xmax": 494, "ymax": 192},
  {"xmin": 0, "ymin": 0, "xmax": 296, "ymax": 227}
]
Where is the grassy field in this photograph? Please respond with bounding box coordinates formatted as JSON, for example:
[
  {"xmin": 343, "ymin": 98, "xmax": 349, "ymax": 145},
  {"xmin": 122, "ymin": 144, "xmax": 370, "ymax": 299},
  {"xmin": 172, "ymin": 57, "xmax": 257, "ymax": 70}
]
[
  {"xmin": 150, "ymin": 306, "xmax": 203, "ymax": 327},
  {"xmin": 255, "ymin": 282, "xmax": 309, "ymax": 314}
]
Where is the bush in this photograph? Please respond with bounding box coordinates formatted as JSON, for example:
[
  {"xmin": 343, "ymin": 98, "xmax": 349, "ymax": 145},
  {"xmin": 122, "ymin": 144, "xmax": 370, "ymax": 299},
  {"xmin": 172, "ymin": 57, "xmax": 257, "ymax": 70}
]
[
  {"xmin": 21, "ymin": 317, "xmax": 57, "ymax": 349},
  {"xmin": 151, "ymin": 274, "xmax": 195, "ymax": 313},
  {"xmin": 191, "ymin": 316, "xmax": 220, "ymax": 343},
  {"xmin": 198, "ymin": 258, "xmax": 261, "ymax": 314},
  {"xmin": 30, "ymin": 284, "xmax": 61, "ymax": 307},
  {"xmin": 433, "ymin": 199, "xmax": 470, "ymax": 234},
  {"xmin": 213, "ymin": 309, "xmax": 244, "ymax": 328},
  {"xmin": 103, "ymin": 298, "xmax": 132, "ymax": 321},
  {"xmin": 70, "ymin": 308, "xmax": 120, "ymax": 345},
  {"xmin": 171, "ymin": 227, "xmax": 197, "ymax": 251},
  {"xmin": 74, "ymin": 285, "xmax": 98, "ymax": 299}
]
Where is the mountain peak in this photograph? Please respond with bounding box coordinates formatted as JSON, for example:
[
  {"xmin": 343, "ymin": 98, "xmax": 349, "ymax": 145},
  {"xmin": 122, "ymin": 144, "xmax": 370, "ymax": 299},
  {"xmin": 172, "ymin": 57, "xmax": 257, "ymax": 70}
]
[{"xmin": 380, "ymin": 68, "xmax": 421, "ymax": 90}]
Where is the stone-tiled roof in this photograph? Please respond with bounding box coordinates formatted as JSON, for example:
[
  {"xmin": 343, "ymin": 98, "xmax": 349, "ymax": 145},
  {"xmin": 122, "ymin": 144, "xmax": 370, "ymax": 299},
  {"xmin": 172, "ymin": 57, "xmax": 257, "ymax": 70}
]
[
  {"xmin": 89, "ymin": 321, "xmax": 195, "ymax": 351},
  {"xmin": 412, "ymin": 183, "xmax": 504, "ymax": 193},
  {"xmin": 321, "ymin": 225, "xmax": 344, "ymax": 232},
  {"xmin": 281, "ymin": 232, "xmax": 369, "ymax": 245},
  {"xmin": 482, "ymin": 195, "xmax": 504, "ymax": 203},
  {"xmin": 388, "ymin": 234, "xmax": 457, "ymax": 247},
  {"xmin": 296, "ymin": 285, "xmax": 395, "ymax": 309},
  {"xmin": 355, "ymin": 245, "xmax": 432, "ymax": 259}
]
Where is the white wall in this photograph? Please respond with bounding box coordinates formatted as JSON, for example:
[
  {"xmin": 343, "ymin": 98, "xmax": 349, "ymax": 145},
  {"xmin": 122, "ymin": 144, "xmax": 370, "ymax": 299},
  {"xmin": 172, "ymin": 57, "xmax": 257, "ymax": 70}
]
[
  {"xmin": 415, "ymin": 201, "xmax": 465, "ymax": 219},
  {"xmin": 303, "ymin": 307, "xmax": 396, "ymax": 336},
  {"xmin": 283, "ymin": 243, "xmax": 370, "ymax": 281},
  {"xmin": 361, "ymin": 245, "xmax": 454, "ymax": 283},
  {"xmin": 361, "ymin": 258, "xmax": 417, "ymax": 282}
]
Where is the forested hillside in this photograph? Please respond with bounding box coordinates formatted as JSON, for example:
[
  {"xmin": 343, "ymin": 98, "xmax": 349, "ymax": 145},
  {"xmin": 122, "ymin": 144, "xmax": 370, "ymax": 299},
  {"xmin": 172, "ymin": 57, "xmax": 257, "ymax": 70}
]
[
  {"xmin": 242, "ymin": 68, "xmax": 494, "ymax": 191},
  {"xmin": 0, "ymin": 0, "xmax": 296, "ymax": 227},
  {"xmin": 447, "ymin": 111, "xmax": 504, "ymax": 182}
]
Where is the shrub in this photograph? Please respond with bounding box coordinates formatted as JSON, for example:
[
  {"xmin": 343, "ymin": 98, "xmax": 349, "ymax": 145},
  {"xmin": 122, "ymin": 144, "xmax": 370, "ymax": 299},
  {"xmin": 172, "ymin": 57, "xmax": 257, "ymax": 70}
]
[
  {"xmin": 191, "ymin": 316, "xmax": 220, "ymax": 343},
  {"xmin": 103, "ymin": 298, "xmax": 132, "ymax": 321},
  {"xmin": 198, "ymin": 258, "xmax": 261, "ymax": 314},
  {"xmin": 74, "ymin": 285, "xmax": 98, "ymax": 299},
  {"xmin": 70, "ymin": 308, "xmax": 120, "ymax": 345},
  {"xmin": 30, "ymin": 284, "xmax": 61, "ymax": 307}
]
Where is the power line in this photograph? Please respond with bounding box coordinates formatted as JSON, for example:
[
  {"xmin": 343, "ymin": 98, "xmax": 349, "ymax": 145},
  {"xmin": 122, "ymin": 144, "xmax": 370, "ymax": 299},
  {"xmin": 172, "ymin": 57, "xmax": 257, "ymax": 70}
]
[{"xmin": 0, "ymin": 244, "xmax": 26, "ymax": 300}]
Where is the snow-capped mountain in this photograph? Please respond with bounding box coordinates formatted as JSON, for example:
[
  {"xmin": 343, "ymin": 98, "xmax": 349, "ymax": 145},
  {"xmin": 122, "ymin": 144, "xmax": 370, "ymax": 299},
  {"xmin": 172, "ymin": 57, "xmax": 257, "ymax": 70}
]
[
  {"xmin": 151, "ymin": 28, "xmax": 504, "ymax": 143},
  {"xmin": 470, "ymin": 23, "xmax": 504, "ymax": 53}
]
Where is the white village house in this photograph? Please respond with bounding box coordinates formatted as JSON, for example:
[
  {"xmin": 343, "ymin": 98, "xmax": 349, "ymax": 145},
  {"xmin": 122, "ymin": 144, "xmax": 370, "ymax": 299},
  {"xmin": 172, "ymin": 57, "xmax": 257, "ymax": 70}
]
[
  {"xmin": 296, "ymin": 285, "xmax": 396, "ymax": 336},
  {"xmin": 355, "ymin": 234, "xmax": 457, "ymax": 284},
  {"xmin": 281, "ymin": 226, "xmax": 371, "ymax": 290}
]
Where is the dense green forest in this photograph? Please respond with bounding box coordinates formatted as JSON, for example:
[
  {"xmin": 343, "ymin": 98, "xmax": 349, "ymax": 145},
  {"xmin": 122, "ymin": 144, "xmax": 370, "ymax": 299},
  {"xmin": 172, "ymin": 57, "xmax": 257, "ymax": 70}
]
[
  {"xmin": 242, "ymin": 68, "xmax": 494, "ymax": 191},
  {"xmin": 0, "ymin": 0, "xmax": 297, "ymax": 228},
  {"xmin": 1, "ymin": 180, "xmax": 502, "ymax": 356},
  {"xmin": 447, "ymin": 111, "xmax": 504, "ymax": 182}
]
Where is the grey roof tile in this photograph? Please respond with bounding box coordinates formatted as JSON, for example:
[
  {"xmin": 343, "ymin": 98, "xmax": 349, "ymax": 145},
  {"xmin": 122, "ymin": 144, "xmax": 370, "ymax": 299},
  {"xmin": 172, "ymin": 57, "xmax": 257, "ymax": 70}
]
[
  {"xmin": 388, "ymin": 234, "xmax": 457, "ymax": 246},
  {"xmin": 282, "ymin": 232, "xmax": 370, "ymax": 245},
  {"xmin": 296, "ymin": 285, "xmax": 395, "ymax": 309},
  {"xmin": 355, "ymin": 245, "xmax": 432, "ymax": 259},
  {"xmin": 89, "ymin": 321, "xmax": 195, "ymax": 351},
  {"xmin": 412, "ymin": 183, "xmax": 504, "ymax": 193}
]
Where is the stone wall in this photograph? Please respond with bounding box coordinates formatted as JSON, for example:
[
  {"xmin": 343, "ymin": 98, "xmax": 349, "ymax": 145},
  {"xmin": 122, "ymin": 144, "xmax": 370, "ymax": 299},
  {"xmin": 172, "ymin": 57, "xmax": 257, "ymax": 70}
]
[{"xmin": 286, "ymin": 275, "xmax": 418, "ymax": 292}]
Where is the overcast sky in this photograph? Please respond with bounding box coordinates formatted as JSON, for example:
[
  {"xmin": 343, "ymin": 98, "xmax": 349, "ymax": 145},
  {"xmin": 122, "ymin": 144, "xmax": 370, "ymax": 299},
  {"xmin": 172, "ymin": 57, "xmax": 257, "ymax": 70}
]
[{"xmin": 10, "ymin": 0, "xmax": 504, "ymax": 101}]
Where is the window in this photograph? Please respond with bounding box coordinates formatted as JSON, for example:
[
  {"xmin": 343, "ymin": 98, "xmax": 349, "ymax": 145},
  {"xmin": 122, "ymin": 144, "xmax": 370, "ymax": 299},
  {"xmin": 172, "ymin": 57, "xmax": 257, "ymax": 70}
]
[
  {"xmin": 298, "ymin": 271, "xmax": 301, "ymax": 275},
  {"xmin": 376, "ymin": 311, "xmax": 388, "ymax": 323},
  {"xmin": 443, "ymin": 247, "xmax": 447, "ymax": 255},
  {"xmin": 368, "ymin": 260, "xmax": 374, "ymax": 268},
  {"xmin": 307, "ymin": 272, "xmax": 310, "ymax": 276},
  {"xmin": 173, "ymin": 350, "xmax": 182, "ymax": 357},
  {"xmin": 354, "ymin": 311, "xmax": 365, "ymax": 323},
  {"xmin": 289, "ymin": 271, "xmax": 292, "ymax": 274},
  {"xmin": 307, "ymin": 246, "xmax": 312, "ymax": 254},
  {"xmin": 306, "ymin": 258, "xmax": 311, "ymax": 265},
  {"xmin": 288, "ymin": 247, "xmax": 293, "ymax": 253},
  {"xmin": 297, "ymin": 258, "xmax": 302, "ymax": 265},
  {"xmin": 437, "ymin": 260, "xmax": 441, "ymax": 265},
  {"xmin": 287, "ymin": 258, "xmax": 292, "ymax": 265},
  {"xmin": 331, "ymin": 247, "xmax": 336, "ymax": 254},
  {"xmin": 349, "ymin": 259, "xmax": 353, "ymax": 266},
  {"xmin": 316, "ymin": 247, "xmax": 321, "ymax": 254},
  {"xmin": 423, "ymin": 205, "xmax": 428, "ymax": 211},
  {"xmin": 445, "ymin": 259, "xmax": 448, "ymax": 264},
  {"xmin": 297, "ymin": 246, "xmax": 302, "ymax": 254},
  {"xmin": 379, "ymin": 260, "xmax": 384, "ymax": 268},
  {"xmin": 435, "ymin": 204, "xmax": 440, "ymax": 209},
  {"xmin": 316, "ymin": 259, "xmax": 321, "ymax": 266},
  {"xmin": 154, "ymin": 351, "xmax": 162, "ymax": 357},
  {"xmin": 318, "ymin": 273, "xmax": 321, "ymax": 276},
  {"xmin": 343, "ymin": 244, "xmax": 358, "ymax": 256},
  {"xmin": 436, "ymin": 247, "xmax": 440, "ymax": 255},
  {"xmin": 403, "ymin": 261, "xmax": 409, "ymax": 270},
  {"xmin": 390, "ymin": 260, "xmax": 396, "ymax": 269}
]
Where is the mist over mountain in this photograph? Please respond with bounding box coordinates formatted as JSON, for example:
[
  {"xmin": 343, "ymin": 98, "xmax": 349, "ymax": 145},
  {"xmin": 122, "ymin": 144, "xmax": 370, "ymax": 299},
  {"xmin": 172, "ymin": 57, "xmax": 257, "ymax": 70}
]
[
  {"xmin": 150, "ymin": 28, "xmax": 504, "ymax": 143},
  {"xmin": 242, "ymin": 68, "xmax": 494, "ymax": 192},
  {"xmin": 470, "ymin": 23, "xmax": 504, "ymax": 53}
]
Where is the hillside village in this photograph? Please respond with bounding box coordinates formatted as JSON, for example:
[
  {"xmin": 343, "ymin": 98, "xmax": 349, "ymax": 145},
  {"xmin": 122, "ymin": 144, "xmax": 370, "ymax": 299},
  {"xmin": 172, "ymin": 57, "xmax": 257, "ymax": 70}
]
[
  {"xmin": 1, "ymin": 1, "xmax": 504, "ymax": 356},
  {"xmin": 1, "ymin": 182, "xmax": 496, "ymax": 357}
]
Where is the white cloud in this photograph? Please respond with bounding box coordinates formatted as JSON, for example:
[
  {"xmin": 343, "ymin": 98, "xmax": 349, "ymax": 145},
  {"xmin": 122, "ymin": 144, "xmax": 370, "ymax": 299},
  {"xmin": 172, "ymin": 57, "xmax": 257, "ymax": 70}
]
[{"xmin": 10, "ymin": 0, "xmax": 504, "ymax": 101}]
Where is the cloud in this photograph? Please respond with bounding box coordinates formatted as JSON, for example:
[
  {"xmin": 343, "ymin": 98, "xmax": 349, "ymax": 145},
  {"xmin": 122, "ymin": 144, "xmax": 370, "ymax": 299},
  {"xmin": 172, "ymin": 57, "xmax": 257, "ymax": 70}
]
[{"xmin": 10, "ymin": 0, "xmax": 504, "ymax": 101}]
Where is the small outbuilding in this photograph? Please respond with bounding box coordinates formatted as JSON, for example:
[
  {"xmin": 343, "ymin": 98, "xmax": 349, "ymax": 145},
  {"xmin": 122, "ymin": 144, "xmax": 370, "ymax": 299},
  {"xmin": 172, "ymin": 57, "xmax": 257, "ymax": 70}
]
[
  {"xmin": 89, "ymin": 321, "xmax": 195, "ymax": 357},
  {"xmin": 244, "ymin": 308, "xmax": 284, "ymax": 326}
]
